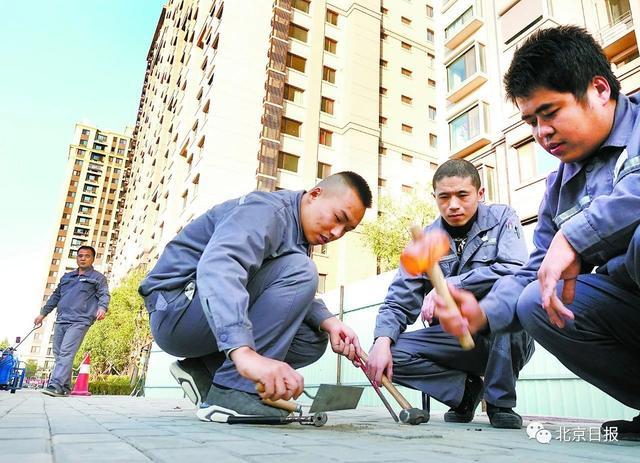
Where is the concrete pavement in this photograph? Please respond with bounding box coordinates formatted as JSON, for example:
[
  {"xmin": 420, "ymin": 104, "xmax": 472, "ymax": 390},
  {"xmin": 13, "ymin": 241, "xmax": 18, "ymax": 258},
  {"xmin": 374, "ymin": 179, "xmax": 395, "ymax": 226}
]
[{"xmin": 0, "ymin": 389, "xmax": 637, "ymax": 462}]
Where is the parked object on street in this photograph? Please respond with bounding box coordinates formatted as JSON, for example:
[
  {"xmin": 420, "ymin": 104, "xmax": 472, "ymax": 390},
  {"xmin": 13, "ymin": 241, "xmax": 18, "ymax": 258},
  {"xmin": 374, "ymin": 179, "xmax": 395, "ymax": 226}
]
[{"xmin": 0, "ymin": 324, "xmax": 40, "ymax": 393}]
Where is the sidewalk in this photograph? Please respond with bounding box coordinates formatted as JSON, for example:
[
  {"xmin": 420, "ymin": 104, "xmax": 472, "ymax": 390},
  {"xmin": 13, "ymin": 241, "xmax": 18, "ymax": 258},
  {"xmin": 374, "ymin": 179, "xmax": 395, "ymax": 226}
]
[{"xmin": 1, "ymin": 389, "xmax": 637, "ymax": 463}]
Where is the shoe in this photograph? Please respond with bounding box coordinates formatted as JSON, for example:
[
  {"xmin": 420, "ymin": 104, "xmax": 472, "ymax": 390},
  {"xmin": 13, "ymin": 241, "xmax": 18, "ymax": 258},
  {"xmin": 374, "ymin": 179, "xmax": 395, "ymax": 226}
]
[
  {"xmin": 601, "ymin": 414, "xmax": 640, "ymax": 441},
  {"xmin": 170, "ymin": 358, "xmax": 213, "ymax": 406},
  {"xmin": 444, "ymin": 374, "xmax": 484, "ymax": 423},
  {"xmin": 487, "ymin": 404, "xmax": 523, "ymax": 429},
  {"xmin": 42, "ymin": 385, "xmax": 68, "ymax": 397},
  {"xmin": 196, "ymin": 384, "xmax": 290, "ymax": 423}
]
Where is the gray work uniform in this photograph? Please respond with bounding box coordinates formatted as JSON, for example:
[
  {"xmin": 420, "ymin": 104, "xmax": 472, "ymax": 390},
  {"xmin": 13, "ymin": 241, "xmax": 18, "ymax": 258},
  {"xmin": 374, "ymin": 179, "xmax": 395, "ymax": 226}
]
[
  {"xmin": 375, "ymin": 203, "xmax": 534, "ymax": 408},
  {"xmin": 486, "ymin": 93, "xmax": 640, "ymax": 410},
  {"xmin": 139, "ymin": 190, "xmax": 332, "ymax": 394},
  {"xmin": 41, "ymin": 267, "xmax": 110, "ymax": 391}
]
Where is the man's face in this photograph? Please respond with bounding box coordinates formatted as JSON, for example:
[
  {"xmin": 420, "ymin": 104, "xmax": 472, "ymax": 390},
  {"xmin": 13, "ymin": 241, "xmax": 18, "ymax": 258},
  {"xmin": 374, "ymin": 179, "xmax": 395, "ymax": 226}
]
[
  {"xmin": 301, "ymin": 187, "xmax": 366, "ymax": 245},
  {"xmin": 434, "ymin": 176, "xmax": 483, "ymax": 227},
  {"xmin": 76, "ymin": 249, "xmax": 95, "ymax": 270},
  {"xmin": 517, "ymin": 83, "xmax": 613, "ymax": 164}
]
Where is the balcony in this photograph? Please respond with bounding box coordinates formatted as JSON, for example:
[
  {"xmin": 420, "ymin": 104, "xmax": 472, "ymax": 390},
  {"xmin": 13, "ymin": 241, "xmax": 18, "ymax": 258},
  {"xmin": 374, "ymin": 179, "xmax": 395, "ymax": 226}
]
[
  {"xmin": 448, "ymin": 102, "xmax": 491, "ymax": 158},
  {"xmin": 445, "ymin": 3, "xmax": 484, "ymax": 50},
  {"xmin": 446, "ymin": 43, "xmax": 488, "ymax": 103},
  {"xmin": 598, "ymin": 10, "xmax": 636, "ymax": 60}
]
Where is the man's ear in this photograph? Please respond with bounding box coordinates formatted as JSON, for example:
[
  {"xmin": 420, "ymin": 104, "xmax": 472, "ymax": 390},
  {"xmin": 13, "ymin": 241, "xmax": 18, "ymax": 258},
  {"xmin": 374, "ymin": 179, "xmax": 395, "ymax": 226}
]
[
  {"xmin": 591, "ymin": 75, "xmax": 612, "ymax": 104},
  {"xmin": 477, "ymin": 186, "xmax": 485, "ymax": 203},
  {"xmin": 308, "ymin": 186, "xmax": 322, "ymax": 199}
]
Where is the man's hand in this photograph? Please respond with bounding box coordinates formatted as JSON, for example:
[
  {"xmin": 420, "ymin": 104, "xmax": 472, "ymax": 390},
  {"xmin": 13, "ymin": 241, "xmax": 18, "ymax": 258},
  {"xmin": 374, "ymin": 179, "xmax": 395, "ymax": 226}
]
[
  {"xmin": 537, "ymin": 230, "xmax": 579, "ymax": 328},
  {"xmin": 420, "ymin": 289, "xmax": 436, "ymax": 324},
  {"xmin": 95, "ymin": 309, "xmax": 106, "ymax": 321},
  {"xmin": 34, "ymin": 315, "xmax": 45, "ymax": 326},
  {"xmin": 434, "ymin": 285, "xmax": 488, "ymax": 336},
  {"xmin": 366, "ymin": 337, "xmax": 393, "ymax": 386},
  {"xmin": 320, "ymin": 317, "xmax": 364, "ymax": 361},
  {"xmin": 230, "ymin": 347, "xmax": 304, "ymax": 401}
]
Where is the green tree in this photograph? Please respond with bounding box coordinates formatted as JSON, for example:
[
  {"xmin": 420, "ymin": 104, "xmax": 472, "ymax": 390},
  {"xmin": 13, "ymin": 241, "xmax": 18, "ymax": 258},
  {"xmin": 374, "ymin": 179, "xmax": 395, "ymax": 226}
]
[
  {"xmin": 75, "ymin": 267, "xmax": 152, "ymax": 379},
  {"xmin": 0, "ymin": 337, "xmax": 8, "ymax": 351},
  {"xmin": 360, "ymin": 192, "xmax": 437, "ymax": 272},
  {"xmin": 25, "ymin": 360, "xmax": 38, "ymax": 378}
]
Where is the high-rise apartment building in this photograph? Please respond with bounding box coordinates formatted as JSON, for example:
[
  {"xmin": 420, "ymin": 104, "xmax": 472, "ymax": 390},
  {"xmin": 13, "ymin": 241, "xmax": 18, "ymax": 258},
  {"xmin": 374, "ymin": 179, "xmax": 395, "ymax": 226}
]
[
  {"xmin": 23, "ymin": 124, "xmax": 132, "ymax": 369},
  {"xmin": 111, "ymin": 0, "xmax": 439, "ymax": 292},
  {"xmin": 438, "ymin": 0, "xmax": 640, "ymax": 240}
]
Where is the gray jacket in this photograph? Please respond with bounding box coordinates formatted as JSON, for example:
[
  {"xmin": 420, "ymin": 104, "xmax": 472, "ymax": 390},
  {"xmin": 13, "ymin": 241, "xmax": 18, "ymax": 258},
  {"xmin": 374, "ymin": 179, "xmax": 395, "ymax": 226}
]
[
  {"xmin": 139, "ymin": 190, "xmax": 333, "ymax": 352},
  {"xmin": 374, "ymin": 203, "xmax": 528, "ymax": 342}
]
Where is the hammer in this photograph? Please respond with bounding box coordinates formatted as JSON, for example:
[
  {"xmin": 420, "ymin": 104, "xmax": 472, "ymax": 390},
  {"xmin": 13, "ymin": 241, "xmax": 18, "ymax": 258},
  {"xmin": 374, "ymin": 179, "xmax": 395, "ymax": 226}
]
[
  {"xmin": 359, "ymin": 351, "xmax": 429, "ymax": 425},
  {"xmin": 400, "ymin": 226, "xmax": 475, "ymax": 350}
]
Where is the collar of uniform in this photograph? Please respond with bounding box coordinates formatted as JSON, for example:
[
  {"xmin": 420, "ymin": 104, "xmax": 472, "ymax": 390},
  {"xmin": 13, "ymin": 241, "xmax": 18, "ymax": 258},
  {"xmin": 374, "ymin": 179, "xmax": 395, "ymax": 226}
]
[
  {"xmin": 561, "ymin": 93, "xmax": 635, "ymax": 186},
  {"xmin": 432, "ymin": 203, "xmax": 496, "ymax": 243},
  {"xmin": 292, "ymin": 190, "xmax": 309, "ymax": 247},
  {"xmin": 77, "ymin": 266, "xmax": 95, "ymax": 276}
]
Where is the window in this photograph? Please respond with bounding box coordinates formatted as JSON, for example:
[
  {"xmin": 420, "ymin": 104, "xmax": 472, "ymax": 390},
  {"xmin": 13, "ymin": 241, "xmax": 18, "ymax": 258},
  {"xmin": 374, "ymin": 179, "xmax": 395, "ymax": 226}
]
[
  {"xmin": 284, "ymin": 84, "xmax": 304, "ymax": 104},
  {"xmin": 516, "ymin": 140, "xmax": 559, "ymax": 183},
  {"xmin": 57, "ymin": 236, "xmax": 65, "ymax": 242},
  {"xmin": 90, "ymin": 152, "xmax": 105, "ymax": 162},
  {"xmin": 378, "ymin": 178, "xmax": 387, "ymax": 187},
  {"xmin": 427, "ymin": 29, "xmax": 434, "ymax": 42},
  {"xmin": 381, "ymin": 7, "xmax": 388, "ymax": 15},
  {"xmin": 428, "ymin": 78, "xmax": 436, "ymax": 87},
  {"xmin": 286, "ymin": 53, "xmax": 306, "ymax": 73},
  {"xmin": 193, "ymin": 173, "xmax": 200, "ymax": 197},
  {"xmin": 402, "ymin": 184, "xmax": 414, "ymax": 193},
  {"xmin": 447, "ymin": 44, "xmax": 486, "ymax": 92},
  {"xmin": 81, "ymin": 194, "xmax": 95, "ymax": 203},
  {"xmin": 81, "ymin": 129, "xmax": 90, "ymax": 136},
  {"xmin": 293, "ymin": 0, "xmax": 310, "ymax": 13},
  {"xmin": 426, "ymin": 4, "xmax": 434, "ymax": 17},
  {"xmin": 429, "ymin": 133, "xmax": 438, "ymax": 148},
  {"xmin": 317, "ymin": 162, "xmax": 331, "ymax": 179},
  {"xmin": 96, "ymin": 133, "xmax": 107, "ymax": 142},
  {"xmin": 319, "ymin": 129, "xmax": 333, "ymax": 146},
  {"xmin": 402, "ymin": 124, "xmax": 413, "ymax": 134},
  {"xmin": 477, "ymin": 164, "xmax": 497, "ymax": 202},
  {"xmin": 381, "ymin": 31, "xmax": 388, "ymax": 41},
  {"xmin": 59, "ymin": 224, "xmax": 68, "ymax": 230},
  {"xmin": 401, "ymin": 16, "xmax": 412, "ymax": 25},
  {"xmin": 75, "ymin": 227, "xmax": 89, "ymax": 236},
  {"xmin": 380, "ymin": 87, "xmax": 387, "ymax": 95},
  {"xmin": 446, "ymin": 6, "xmax": 474, "ymax": 36},
  {"xmin": 71, "ymin": 238, "xmax": 86, "ymax": 248},
  {"xmin": 69, "ymin": 249, "xmax": 78, "ymax": 258},
  {"xmin": 281, "ymin": 117, "xmax": 302, "ymax": 137},
  {"xmin": 321, "ymin": 97, "xmax": 335, "ymax": 114},
  {"xmin": 52, "ymin": 259, "xmax": 60, "ymax": 265},
  {"xmin": 401, "ymin": 95, "xmax": 413, "ymax": 105},
  {"xmin": 92, "ymin": 143, "xmax": 107, "ymax": 151},
  {"xmin": 606, "ymin": 0, "xmax": 631, "ymax": 24},
  {"xmin": 182, "ymin": 189, "xmax": 188, "ymax": 209},
  {"xmin": 86, "ymin": 173, "xmax": 99, "ymax": 183},
  {"xmin": 317, "ymin": 273, "xmax": 327, "ymax": 293},
  {"xmin": 31, "ymin": 346, "xmax": 40, "ymax": 354},
  {"xmin": 378, "ymin": 146, "xmax": 387, "ymax": 155},
  {"xmin": 54, "ymin": 247, "xmax": 63, "ymax": 254},
  {"xmin": 74, "ymin": 159, "xmax": 83, "ymax": 166},
  {"xmin": 322, "ymin": 66, "xmax": 336, "ymax": 83},
  {"xmin": 64, "ymin": 202, "xmax": 73, "ymax": 209},
  {"xmin": 429, "ymin": 106, "xmax": 436, "ymax": 120},
  {"xmin": 326, "ymin": 9, "xmax": 338, "ymax": 25},
  {"xmin": 449, "ymin": 103, "xmax": 489, "ymax": 152},
  {"xmin": 277, "ymin": 151, "xmax": 300, "ymax": 172},
  {"xmin": 380, "ymin": 59, "xmax": 388, "ymax": 68},
  {"xmin": 401, "ymin": 41, "xmax": 412, "ymax": 51},
  {"xmin": 427, "ymin": 53, "xmax": 435, "ymax": 68},
  {"xmin": 402, "ymin": 153, "xmax": 413, "ymax": 163},
  {"xmin": 289, "ymin": 23, "xmax": 308, "ymax": 42},
  {"xmin": 77, "ymin": 149, "xmax": 85, "ymax": 157},
  {"xmin": 401, "ymin": 68, "xmax": 413, "ymax": 77},
  {"xmin": 324, "ymin": 37, "xmax": 337, "ymax": 53},
  {"xmin": 76, "ymin": 216, "xmax": 91, "ymax": 225},
  {"xmin": 379, "ymin": 116, "xmax": 388, "ymax": 125}
]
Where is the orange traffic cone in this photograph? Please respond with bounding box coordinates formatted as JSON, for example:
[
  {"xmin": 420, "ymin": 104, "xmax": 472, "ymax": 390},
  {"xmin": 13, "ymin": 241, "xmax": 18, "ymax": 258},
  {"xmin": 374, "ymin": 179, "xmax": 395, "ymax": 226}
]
[{"xmin": 71, "ymin": 353, "xmax": 92, "ymax": 396}]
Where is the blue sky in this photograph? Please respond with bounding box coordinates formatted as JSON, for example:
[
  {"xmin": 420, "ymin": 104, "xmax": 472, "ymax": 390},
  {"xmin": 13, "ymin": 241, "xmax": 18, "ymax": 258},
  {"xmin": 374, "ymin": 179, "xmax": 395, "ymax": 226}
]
[{"xmin": 0, "ymin": 1, "xmax": 166, "ymax": 342}]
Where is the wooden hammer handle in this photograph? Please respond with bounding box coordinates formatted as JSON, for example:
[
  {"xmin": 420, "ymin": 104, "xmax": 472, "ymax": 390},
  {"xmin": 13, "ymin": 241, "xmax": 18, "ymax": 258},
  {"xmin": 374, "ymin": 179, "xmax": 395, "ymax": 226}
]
[
  {"xmin": 358, "ymin": 351, "xmax": 412, "ymax": 410},
  {"xmin": 427, "ymin": 263, "xmax": 475, "ymax": 350},
  {"xmin": 255, "ymin": 383, "xmax": 299, "ymax": 413}
]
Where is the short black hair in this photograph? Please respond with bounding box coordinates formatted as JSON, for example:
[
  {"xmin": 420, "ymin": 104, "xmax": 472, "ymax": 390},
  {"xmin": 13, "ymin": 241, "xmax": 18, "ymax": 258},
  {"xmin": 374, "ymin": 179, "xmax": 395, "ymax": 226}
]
[
  {"xmin": 432, "ymin": 159, "xmax": 481, "ymax": 191},
  {"xmin": 504, "ymin": 25, "xmax": 620, "ymax": 104},
  {"xmin": 77, "ymin": 245, "xmax": 96, "ymax": 258},
  {"xmin": 319, "ymin": 171, "xmax": 373, "ymax": 208}
]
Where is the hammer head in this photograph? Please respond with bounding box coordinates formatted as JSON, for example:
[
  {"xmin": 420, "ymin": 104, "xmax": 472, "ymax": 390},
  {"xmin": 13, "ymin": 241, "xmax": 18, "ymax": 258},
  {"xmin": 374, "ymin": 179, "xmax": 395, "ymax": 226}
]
[
  {"xmin": 400, "ymin": 227, "xmax": 449, "ymax": 276},
  {"xmin": 399, "ymin": 408, "xmax": 430, "ymax": 425}
]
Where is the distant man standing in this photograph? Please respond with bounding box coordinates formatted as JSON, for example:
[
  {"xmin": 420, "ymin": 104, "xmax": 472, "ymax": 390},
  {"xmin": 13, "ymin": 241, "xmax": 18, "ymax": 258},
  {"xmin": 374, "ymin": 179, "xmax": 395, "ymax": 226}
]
[{"xmin": 35, "ymin": 246, "xmax": 110, "ymax": 397}]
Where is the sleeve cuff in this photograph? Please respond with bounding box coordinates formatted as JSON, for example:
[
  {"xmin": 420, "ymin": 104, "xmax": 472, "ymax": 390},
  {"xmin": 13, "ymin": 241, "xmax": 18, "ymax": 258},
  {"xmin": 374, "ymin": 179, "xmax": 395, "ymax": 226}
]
[
  {"xmin": 215, "ymin": 325, "xmax": 256, "ymax": 352},
  {"xmin": 307, "ymin": 301, "xmax": 334, "ymax": 328},
  {"xmin": 561, "ymin": 211, "xmax": 598, "ymax": 255},
  {"xmin": 373, "ymin": 326, "xmax": 399, "ymax": 343}
]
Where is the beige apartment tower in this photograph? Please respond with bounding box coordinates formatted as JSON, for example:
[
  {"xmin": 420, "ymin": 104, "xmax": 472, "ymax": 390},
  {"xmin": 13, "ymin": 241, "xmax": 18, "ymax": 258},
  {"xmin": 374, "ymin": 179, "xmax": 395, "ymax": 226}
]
[
  {"xmin": 438, "ymin": 0, "xmax": 640, "ymax": 239},
  {"xmin": 23, "ymin": 124, "xmax": 132, "ymax": 369},
  {"xmin": 111, "ymin": 0, "xmax": 440, "ymax": 292}
]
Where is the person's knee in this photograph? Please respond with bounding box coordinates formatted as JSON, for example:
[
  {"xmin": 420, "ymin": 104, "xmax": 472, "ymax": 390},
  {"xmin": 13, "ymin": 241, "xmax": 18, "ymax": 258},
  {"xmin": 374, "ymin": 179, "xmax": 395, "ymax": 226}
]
[
  {"xmin": 278, "ymin": 253, "xmax": 319, "ymax": 295},
  {"xmin": 516, "ymin": 280, "xmax": 546, "ymax": 337},
  {"xmin": 626, "ymin": 224, "xmax": 640, "ymax": 286},
  {"xmin": 307, "ymin": 331, "xmax": 329, "ymax": 364}
]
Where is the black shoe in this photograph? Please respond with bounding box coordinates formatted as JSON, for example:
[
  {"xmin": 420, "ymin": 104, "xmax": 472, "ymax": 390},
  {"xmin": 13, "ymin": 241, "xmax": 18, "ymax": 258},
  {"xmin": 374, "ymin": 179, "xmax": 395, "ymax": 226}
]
[
  {"xmin": 487, "ymin": 404, "xmax": 522, "ymax": 429},
  {"xmin": 601, "ymin": 413, "xmax": 640, "ymax": 441},
  {"xmin": 444, "ymin": 375, "xmax": 484, "ymax": 423},
  {"xmin": 42, "ymin": 385, "xmax": 68, "ymax": 397},
  {"xmin": 196, "ymin": 384, "xmax": 290, "ymax": 423},
  {"xmin": 170, "ymin": 358, "xmax": 213, "ymax": 406}
]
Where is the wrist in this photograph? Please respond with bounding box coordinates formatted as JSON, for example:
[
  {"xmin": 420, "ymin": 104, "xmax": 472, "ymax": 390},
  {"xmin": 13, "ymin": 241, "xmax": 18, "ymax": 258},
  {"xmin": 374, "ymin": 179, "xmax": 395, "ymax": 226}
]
[
  {"xmin": 319, "ymin": 316, "xmax": 340, "ymax": 332},
  {"xmin": 374, "ymin": 337, "xmax": 392, "ymax": 348},
  {"xmin": 229, "ymin": 346, "xmax": 255, "ymax": 363}
]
